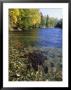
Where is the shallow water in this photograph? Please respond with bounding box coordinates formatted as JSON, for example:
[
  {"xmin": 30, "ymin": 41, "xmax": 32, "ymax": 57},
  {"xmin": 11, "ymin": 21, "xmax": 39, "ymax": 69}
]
[{"xmin": 9, "ymin": 28, "xmax": 62, "ymax": 81}]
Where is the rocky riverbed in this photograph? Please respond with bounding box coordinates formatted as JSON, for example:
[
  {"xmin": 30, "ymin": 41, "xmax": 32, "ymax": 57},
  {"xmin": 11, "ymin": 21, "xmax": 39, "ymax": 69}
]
[{"xmin": 9, "ymin": 45, "xmax": 62, "ymax": 81}]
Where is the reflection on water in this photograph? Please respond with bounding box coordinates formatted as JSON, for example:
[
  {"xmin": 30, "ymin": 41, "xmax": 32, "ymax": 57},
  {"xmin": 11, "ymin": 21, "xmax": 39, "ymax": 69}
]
[{"xmin": 10, "ymin": 28, "xmax": 62, "ymax": 48}]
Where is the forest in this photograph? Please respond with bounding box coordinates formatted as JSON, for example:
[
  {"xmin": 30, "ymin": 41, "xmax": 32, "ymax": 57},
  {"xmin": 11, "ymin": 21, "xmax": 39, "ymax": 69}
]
[{"xmin": 9, "ymin": 9, "xmax": 62, "ymax": 31}]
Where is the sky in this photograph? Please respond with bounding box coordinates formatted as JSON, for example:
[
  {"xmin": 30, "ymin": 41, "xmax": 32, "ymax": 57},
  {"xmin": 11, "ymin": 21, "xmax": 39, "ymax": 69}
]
[{"xmin": 39, "ymin": 8, "xmax": 62, "ymax": 20}]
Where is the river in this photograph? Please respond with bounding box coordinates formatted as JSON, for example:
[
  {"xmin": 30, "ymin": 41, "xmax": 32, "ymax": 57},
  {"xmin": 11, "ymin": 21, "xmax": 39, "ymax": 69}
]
[{"xmin": 10, "ymin": 27, "xmax": 62, "ymax": 48}]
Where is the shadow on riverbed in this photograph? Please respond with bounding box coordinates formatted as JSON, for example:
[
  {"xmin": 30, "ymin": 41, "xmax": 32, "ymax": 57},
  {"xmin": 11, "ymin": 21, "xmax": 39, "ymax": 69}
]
[{"xmin": 21, "ymin": 50, "xmax": 48, "ymax": 73}]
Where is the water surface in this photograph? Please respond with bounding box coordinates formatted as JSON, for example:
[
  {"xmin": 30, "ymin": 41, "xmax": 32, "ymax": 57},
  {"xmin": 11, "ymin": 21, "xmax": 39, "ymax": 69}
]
[{"xmin": 10, "ymin": 28, "xmax": 62, "ymax": 48}]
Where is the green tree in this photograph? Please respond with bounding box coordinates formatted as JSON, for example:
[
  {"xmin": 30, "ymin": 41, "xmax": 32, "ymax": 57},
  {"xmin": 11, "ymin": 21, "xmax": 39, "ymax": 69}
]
[
  {"xmin": 9, "ymin": 9, "xmax": 41, "ymax": 31},
  {"xmin": 55, "ymin": 19, "xmax": 62, "ymax": 28},
  {"xmin": 17, "ymin": 9, "xmax": 41, "ymax": 30},
  {"xmin": 48, "ymin": 17, "xmax": 58, "ymax": 27},
  {"xmin": 9, "ymin": 9, "xmax": 20, "ymax": 30},
  {"xmin": 46, "ymin": 15, "xmax": 49, "ymax": 27},
  {"xmin": 40, "ymin": 13, "xmax": 45, "ymax": 27}
]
